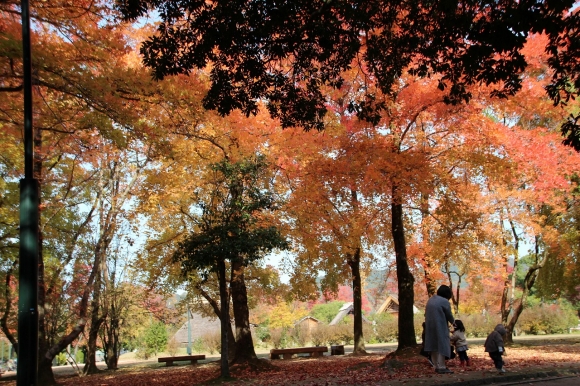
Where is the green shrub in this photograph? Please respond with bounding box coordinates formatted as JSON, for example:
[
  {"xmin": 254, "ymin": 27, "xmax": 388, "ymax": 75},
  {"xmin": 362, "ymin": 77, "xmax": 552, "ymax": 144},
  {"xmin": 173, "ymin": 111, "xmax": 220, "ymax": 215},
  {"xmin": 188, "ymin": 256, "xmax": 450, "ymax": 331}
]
[
  {"xmin": 143, "ymin": 321, "xmax": 168, "ymax": 356},
  {"xmin": 192, "ymin": 337, "xmax": 204, "ymax": 354},
  {"xmin": 310, "ymin": 302, "xmax": 345, "ymax": 324},
  {"xmin": 255, "ymin": 326, "xmax": 270, "ymax": 343},
  {"xmin": 374, "ymin": 316, "xmax": 398, "ymax": 343},
  {"xmin": 75, "ymin": 349, "xmax": 84, "ymax": 364},
  {"xmin": 518, "ymin": 302, "xmax": 578, "ymax": 335},
  {"xmin": 55, "ymin": 352, "xmax": 67, "ymax": 366}
]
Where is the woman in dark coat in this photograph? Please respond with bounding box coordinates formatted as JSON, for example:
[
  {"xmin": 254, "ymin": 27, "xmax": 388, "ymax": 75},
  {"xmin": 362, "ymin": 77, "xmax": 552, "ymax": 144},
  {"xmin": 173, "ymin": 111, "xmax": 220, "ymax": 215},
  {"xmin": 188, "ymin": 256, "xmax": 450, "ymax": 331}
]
[{"xmin": 424, "ymin": 285, "xmax": 455, "ymax": 374}]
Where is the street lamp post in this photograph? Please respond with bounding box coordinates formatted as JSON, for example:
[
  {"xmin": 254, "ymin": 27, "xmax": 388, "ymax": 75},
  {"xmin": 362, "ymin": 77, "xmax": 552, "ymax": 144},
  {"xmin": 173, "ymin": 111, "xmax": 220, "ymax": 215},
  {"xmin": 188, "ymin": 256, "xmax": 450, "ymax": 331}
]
[
  {"xmin": 187, "ymin": 306, "xmax": 192, "ymax": 355},
  {"xmin": 17, "ymin": 1, "xmax": 39, "ymax": 385}
]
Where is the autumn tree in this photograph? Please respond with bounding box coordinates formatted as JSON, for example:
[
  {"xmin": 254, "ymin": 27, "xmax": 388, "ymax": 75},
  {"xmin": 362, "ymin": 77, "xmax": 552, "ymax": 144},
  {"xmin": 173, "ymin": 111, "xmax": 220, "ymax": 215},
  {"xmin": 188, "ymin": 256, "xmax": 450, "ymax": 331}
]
[
  {"xmin": 280, "ymin": 120, "xmax": 386, "ymax": 354},
  {"xmin": 535, "ymin": 175, "xmax": 580, "ymax": 308},
  {"xmin": 476, "ymin": 35, "xmax": 580, "ymax": 342},
  {"xmin": 0, "ymin": 1, "xmax": 177, "ymax": 383},
  {"xmin": 173, "ymin": 155, "xmax": 288, "ymax": 373}
]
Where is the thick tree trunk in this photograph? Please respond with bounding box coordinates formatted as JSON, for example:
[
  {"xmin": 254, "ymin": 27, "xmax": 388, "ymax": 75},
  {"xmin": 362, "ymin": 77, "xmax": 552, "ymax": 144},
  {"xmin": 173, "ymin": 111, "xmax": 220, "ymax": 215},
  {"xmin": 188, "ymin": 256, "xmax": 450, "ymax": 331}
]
[
  {"xmin": 104, "ymin": 315, "xmax": 120, "ymax": 370},
  {"xmin": 391, "ymin": 184, "xmax": 417, "ymax": 350},
  {"xmin": 84, "ymin": 301, "xmax": 105, "ymax": 374},
  {"xmin": 37, "ymin": 355, "xmax": 56, "ymax": 386},
  {"xmin": 218, "ymin": 258, "xmax": 230, "ymax": 377},
  {"xmin": 230, "ymin": 260, "xmax": 257, "ymax": 363},
  {"xmin": 348, "ymin": 247, "xmax": 366, "ymax": 355}
]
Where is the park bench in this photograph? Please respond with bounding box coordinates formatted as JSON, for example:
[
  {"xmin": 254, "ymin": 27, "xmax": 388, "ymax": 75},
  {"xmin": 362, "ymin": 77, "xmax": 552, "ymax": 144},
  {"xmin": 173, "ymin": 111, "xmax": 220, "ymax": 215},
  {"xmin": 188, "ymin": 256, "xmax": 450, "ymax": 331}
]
[
  {"xmin": 270, "ymin": 346, "xmax": 328, "ymax": 360},
  {"xmin": 157, "ymin": 354, "xmax": 205, "ymax": 367}
]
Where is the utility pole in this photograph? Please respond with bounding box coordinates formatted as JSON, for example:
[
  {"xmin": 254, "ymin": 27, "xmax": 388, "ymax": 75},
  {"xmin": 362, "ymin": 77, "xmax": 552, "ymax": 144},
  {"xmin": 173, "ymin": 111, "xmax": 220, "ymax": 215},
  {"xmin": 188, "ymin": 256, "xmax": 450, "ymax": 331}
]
[{"xmin": 17, "ymin": 1, "xmax": 39, "ymax": 385}]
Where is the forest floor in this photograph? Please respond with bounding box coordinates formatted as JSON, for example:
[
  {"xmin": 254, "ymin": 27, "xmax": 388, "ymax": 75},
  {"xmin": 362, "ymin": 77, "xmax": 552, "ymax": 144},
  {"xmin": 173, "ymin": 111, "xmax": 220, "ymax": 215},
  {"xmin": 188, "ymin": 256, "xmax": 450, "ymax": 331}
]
[{"xmin": 1, "ymin": 334, "xmax": 579, "ymax": 385}]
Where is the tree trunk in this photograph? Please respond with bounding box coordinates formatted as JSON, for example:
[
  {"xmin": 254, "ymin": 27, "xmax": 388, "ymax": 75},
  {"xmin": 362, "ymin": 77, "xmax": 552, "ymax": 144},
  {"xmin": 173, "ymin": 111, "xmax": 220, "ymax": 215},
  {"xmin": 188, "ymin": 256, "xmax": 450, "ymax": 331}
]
[
  {"xmin": 444, "ymin": 261, "xmax": 463, "ymax": 315},
  {"xmin": 218, "ymin": 258, "xmax": 230, "ymax": 377},
  {"xmin": 196, "ymin": 281, "xmax": 236, "ymax": 359},
  {"xmin": 37, "ymin": 355, "xmax": 56, "ymax": 386},
  {"xmin": 84, "ymin": 259, "xmax": 106, "ymax": 375},
  {"xmin": 420, "ymin": 192, "xmax": 437, "ymax": 297},
  {"xmin": 505, "ymin": 237, "xmax": 545, "ymax": 343},
  {"xmin": 500, "ymin": 215, "xmax": 521, "ymax": 327},
  {"xmin": 1, "ymin": 261, "xmax": 19, "ymax": 350},
  {"xmin": 391, "ymin": 183, "xmax": 417, "ymax": 350},
  {"xmin": 498, "ymin": 212, "xmax": 511, "ymax": 324},
  {"xmin": 104, "ymin": 315, "xmax": 120, "ymax": 370},
  {"xmin": 84, "ymin": 307, "xmax": 105, "ymax": 374},
  {"xmin": 348, "ymin": 247, "xmax": 366, "ymax": 355},
  {"xmin": 230, "ymin": 260, "xmax": 257, "ymax": 363}
]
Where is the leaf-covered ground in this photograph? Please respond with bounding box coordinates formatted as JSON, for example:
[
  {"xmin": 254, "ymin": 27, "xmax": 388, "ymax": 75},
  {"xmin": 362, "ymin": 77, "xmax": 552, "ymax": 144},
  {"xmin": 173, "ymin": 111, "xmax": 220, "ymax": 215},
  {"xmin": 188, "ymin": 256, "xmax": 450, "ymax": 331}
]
[{"xmin": 2, "ymin": 342, "xmax": 580, "ymax": 385}]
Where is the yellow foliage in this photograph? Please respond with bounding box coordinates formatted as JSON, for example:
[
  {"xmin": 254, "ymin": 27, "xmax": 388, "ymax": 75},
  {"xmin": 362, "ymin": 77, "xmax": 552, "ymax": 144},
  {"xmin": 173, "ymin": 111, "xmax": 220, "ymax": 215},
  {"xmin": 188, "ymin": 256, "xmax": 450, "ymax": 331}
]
[{"xmin": 268, "ymin": 300, "xmax": 308, "ymax": 329}]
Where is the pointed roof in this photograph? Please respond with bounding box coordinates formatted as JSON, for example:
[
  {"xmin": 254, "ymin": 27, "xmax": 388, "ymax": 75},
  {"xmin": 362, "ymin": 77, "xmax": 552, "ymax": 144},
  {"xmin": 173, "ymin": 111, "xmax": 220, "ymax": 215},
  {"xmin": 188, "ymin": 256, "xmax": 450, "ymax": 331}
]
[
  {"xmin": 295, "ymin": 316, "xmax": 320, "ymax": 325},
  {"xmin": 376, "ymin": 295, "xmax": 420, "ymax": 314},
  {"xmin": 329, "ymin": 302, "xmax": 371, "ymax": 325}
]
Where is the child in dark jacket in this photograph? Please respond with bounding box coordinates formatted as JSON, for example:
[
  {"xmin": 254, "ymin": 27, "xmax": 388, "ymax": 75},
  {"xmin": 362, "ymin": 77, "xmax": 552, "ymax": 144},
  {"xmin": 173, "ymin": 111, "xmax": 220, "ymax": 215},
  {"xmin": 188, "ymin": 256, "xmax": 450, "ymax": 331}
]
[
  {"xmin": 484, "ymin": 324, "xmax": 507, "ymax": 373},
  {"xmin": 450, "ymin": 319, "xmax": 470, "ymax": 367}
]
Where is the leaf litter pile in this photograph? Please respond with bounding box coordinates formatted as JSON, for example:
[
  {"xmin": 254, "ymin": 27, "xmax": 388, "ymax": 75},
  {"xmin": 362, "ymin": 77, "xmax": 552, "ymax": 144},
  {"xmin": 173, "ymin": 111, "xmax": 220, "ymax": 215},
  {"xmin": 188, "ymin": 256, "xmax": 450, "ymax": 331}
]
[{"xmin": 4, "ymin": 342, "xmax": 580, "ymax": 385}]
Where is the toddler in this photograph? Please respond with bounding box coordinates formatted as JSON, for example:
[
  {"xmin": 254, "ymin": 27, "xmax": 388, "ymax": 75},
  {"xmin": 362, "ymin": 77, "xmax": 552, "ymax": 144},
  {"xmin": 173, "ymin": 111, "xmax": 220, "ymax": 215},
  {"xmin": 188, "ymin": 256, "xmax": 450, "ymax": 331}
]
[
  {"xmin": 484, "ymin": 324, "xmax": 507, "ymax": 373},
  {"xmin": 450, "ymin": 319, "xmax": 470, "ymax": 367}
]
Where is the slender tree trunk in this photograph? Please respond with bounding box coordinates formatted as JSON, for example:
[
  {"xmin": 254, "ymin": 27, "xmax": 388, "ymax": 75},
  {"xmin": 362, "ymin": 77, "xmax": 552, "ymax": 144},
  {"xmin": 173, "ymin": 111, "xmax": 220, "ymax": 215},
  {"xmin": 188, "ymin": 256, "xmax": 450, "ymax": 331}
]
[
  {"xmin": 454, "ymin": 275, "xmax": 461, "ymax": 315},
  {"xmin": 218, "ymin": 258, "xmax": 230, "ymax": 377},
  {"xmin": 420, "ymin": 192, "xmax": 437, "ymax": 297},
  {"xmin": 499, "ymin": 214, "xmax": 511, "ymax": 324},
  {"xmin": 1, "ymin": 262, "xmax": 19, "ymax": 350},
  {"xmin": 230, "ymin": 260, "xmax": 257, "ymax": 363},
  {"xmin": 196, "ymin": 282, "xmax": 236, "ymax": 358},
  {"xmin": 84, "ymin": 257, "xmax": 106, "ymax": 375},
  {"xmin": 348, "ymin": 246, "xmax": 366, "ymax": 355},
  {"xmin": 391, "ymin": 183, "xmax": 417, "ymax": 350},
  {"xmin": 444, "ymin": 262, "xmax": 463, "ymax": 315},
  {"xmin": 500, "ymin": 215, "xmax": 521, "ymax": 327},
  {"xmin": 505, "ymin": 237, "xmax": 545, "ymax": 343}
]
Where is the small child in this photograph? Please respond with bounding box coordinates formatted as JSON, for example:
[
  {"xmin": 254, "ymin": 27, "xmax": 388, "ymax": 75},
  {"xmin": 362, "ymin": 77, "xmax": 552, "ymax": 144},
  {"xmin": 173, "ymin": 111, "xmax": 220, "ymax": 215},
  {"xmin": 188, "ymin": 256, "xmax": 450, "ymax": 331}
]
[
  {"xmin": 450, "ymin": 319, "xmax": 470, "ymax": 367},
  {"xmin": 484, "ymin": 324, "xmax": 507, "ymax": 373}
]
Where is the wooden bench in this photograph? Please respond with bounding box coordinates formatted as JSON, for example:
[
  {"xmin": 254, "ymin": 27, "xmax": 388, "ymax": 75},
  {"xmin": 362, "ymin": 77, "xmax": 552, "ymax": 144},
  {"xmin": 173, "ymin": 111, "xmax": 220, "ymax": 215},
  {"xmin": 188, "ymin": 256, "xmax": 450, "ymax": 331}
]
[
  {"xmin": 157, "ymin": 355, "xmax": 205, "ymax": 367},
  {"xmin": 270, "ymin": 346, "xmax": 327, "ymax": 360}
]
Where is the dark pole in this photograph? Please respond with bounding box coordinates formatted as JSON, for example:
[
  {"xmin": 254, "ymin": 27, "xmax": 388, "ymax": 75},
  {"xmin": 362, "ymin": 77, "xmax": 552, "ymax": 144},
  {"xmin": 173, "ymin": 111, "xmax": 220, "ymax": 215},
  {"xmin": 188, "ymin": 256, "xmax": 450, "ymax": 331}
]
[{"xmin": 17, "ymin": 0, "xmax": 39, "ymax": 385}]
